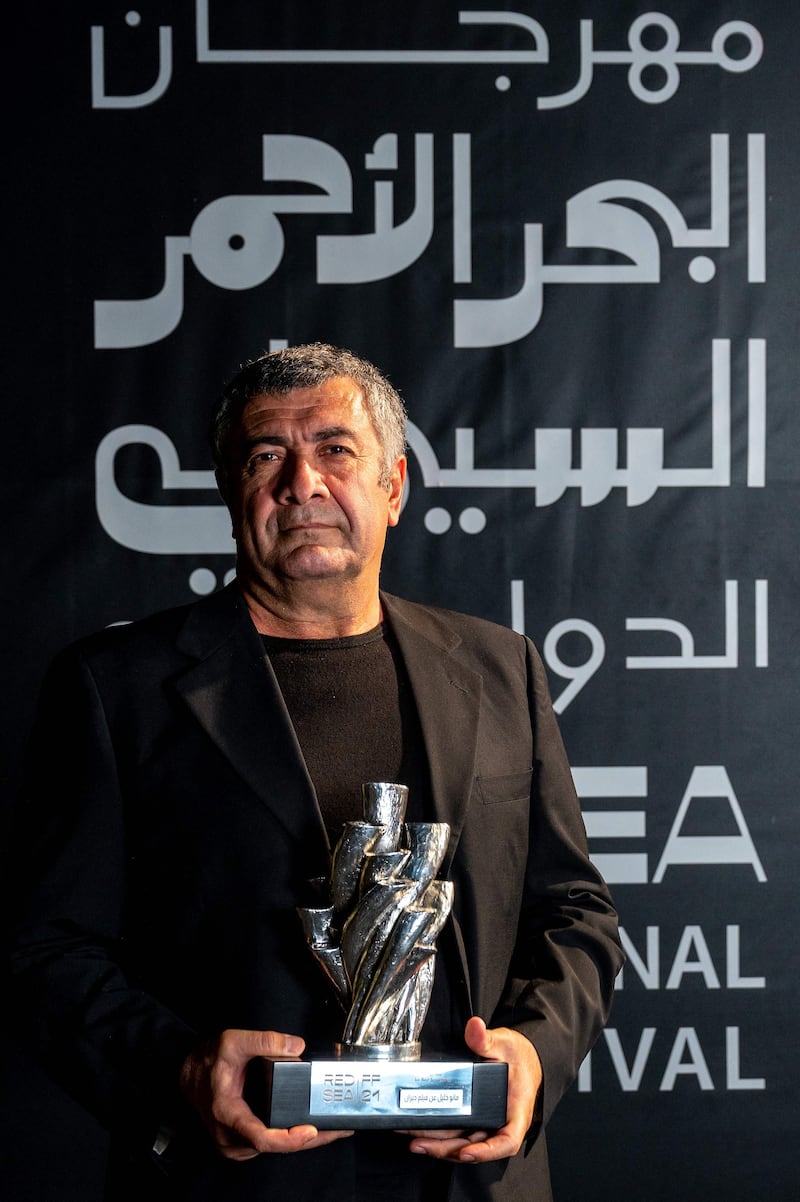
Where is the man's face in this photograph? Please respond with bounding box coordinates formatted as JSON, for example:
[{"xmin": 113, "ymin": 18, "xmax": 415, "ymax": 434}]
[{"xmin": 222, "ymin": 377, "xmax": 406, "ymax": 593}]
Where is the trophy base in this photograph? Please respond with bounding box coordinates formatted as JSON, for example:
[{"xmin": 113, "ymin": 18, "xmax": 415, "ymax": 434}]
[{"xmin": 256, "ymin": 1055, "xmax": 508, "ymax": 1130}]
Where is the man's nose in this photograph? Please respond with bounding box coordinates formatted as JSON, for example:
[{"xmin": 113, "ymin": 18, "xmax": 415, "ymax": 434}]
[{"xmin": 275, "ymin": 455, "xmax": 330, "ymax": 504}]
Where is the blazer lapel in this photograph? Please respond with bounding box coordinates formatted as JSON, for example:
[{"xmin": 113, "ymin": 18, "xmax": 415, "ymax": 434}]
[
  {"xmin": 382, "ymin": 593, "xmax": 483, "ymax": 1018},
  {"xmin": 173, "ymin": 586, "xmax": 330, "ymax": 875},
  {"xmin": 381, "ymin": 594, "xmax": 482, "ymax": 873}
]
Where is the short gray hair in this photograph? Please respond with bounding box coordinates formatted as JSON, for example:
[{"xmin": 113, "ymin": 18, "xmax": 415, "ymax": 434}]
[{"xmin": 210, "ymin": 343, "xmax": 407, "ymax": 487}]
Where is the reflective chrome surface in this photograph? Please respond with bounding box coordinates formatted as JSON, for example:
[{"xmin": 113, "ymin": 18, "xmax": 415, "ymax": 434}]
[{"xmin": 298, "ymin": 782, "xmax": 453, "ymax": 1060}]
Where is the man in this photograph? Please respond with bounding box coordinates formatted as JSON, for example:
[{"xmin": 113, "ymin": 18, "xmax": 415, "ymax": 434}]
[{"xmin": 9, "ymin": 344, "xmax": 623, "ymax": 1201}]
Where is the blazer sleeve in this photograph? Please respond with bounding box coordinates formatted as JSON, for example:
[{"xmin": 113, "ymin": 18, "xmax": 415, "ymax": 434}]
[
  {"xmin": 490, "ymin": 638, "xmax": 625, "ymax": 1129},
  {"xmin": 7, "ymin": 645, "xmax": 198, "ymax": 1142}
]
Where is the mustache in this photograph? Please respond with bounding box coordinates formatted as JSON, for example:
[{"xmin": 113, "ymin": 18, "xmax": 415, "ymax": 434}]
[{"xmin": 276, "ymin": 507, "xmax": 342, "ymax": 532}]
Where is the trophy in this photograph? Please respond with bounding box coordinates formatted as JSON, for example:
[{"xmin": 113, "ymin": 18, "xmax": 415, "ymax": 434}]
[{"xmin": 261, "ymin": 783, "xmax": 508, "ymax": 1129}]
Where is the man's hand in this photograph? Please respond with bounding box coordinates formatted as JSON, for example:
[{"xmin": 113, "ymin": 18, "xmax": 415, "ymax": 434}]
[
  {"xmin": 406, "ymin": 1016, "xmax": 542, "ymax": 1164},
  {"xmin": 180, "ymin": 1028, "xmax": 353, "ymax": 1160}
]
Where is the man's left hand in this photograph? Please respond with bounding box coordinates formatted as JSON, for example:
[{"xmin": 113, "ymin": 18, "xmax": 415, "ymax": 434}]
[{"xmin": 404, "ymin": 1016, "xmax": 542, "ymax": 1164}]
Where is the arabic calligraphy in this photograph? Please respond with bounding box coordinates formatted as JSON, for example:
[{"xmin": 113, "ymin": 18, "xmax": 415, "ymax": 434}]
[
  {"xmin": 317, "ymin": 134, "xmax": 434, "ymax": 283},
  {"xmin": 90, "ymin": 7, "xmax": 762, "ymax": 110},
  {"xmin": 95, "ymin": 424, "xmax": 227, "ymax": 554},
  {"xmin": 91, "ymin": 12, "xmax": 172, "ymax": 109},
  {"xmin": 94, "ymin": 336, "xmax": 767, "ymax": 605},
  {"xmin": 94, "ymin": 336, "xmax": 765, "ymax": 565},
  {"xmin": 93, "ymin": 131, "xmax": 765, "ymax": 351},
  {"xmin": 510, "ymin": 578, "xmax": 769, "ymax": 714},
  {"xmin": 455, "ymin": 134, "xmax": 765, "ymax": 347},
  {"xmin": 408, "ymin": 339, "xmax": 765, "ymax": 512},
  {"xmin": 95, "ymin": 131, "xmax": 437, "ymax": 347},
  {"xmin": 538, "ymin": 14, "xmax": 763, "ymax": 110},
  {"xmin": 626, "ymin": 581, "xmax": 738, "ymax": 670}
]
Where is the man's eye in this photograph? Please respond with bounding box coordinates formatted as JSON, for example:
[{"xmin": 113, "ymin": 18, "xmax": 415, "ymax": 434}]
[{"xmin": 246, "ymin": 451, "xmax": 279, "ymax": 472}]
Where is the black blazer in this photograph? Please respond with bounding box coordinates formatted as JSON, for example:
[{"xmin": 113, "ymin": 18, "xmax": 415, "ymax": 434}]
[{"xmin": 9, "ymin": 585, "xmax": 623, "ymax": 1202}]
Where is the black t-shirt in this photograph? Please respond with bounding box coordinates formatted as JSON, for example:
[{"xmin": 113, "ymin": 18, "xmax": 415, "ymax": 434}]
[{"xmin": 261, "ymin": 624, "xmax": 430, "ymax": 839}]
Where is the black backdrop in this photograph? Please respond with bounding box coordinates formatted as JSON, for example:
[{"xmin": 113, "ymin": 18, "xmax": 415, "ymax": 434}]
[{"xmin": 3, "ymin": 3, "xmax": 798, "ymax": 1199}]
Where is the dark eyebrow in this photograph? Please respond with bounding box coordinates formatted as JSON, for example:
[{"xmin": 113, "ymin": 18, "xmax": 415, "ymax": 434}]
[
  {"xmin": 243, "ymin": 425, "xmax": 360, "ymax": 452},
  {"xmin": 313, "ymin": 425, "xmax": 360, "ymax": 442}
]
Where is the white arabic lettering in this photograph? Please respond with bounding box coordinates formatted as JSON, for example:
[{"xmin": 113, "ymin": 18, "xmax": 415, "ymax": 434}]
[
  {"xmin": 510, "ymin": 578, "xmax": 769, "ymax": 714},
  {"xmin": 95, "ymin": 424, "xmax": 226, "ymax": 553},
  {"xmin": 317, "ymin": 135, "xmax": 434, "ymax": 283},
  {"xmin": 93, "ymin": 339, "xmax": 767, "ymax": 565},
  {"xmin": 455, "ymin": 135, "xmax": 765, "ymax": 347},
  {"xmin": 538, "ymin": 14, "xmax": 763, "ymax": 110},
  {"xmin": 90, "ymin": 10, "xmax": 763, "ymax": 112},
  {"xmin": 195, "ymin": 3, "xmax": 548, "ymax": 66},
  {"xmin": 93, "ymin": 133, "xmax": 765, "ymax": 350},
  {"xmin": 94, "ymin": 134, "xmax": 354, "ymax": 348},
  {"xmin": 626, "ymin": 581, "xmax": 738, "ymax": 669},
  {"xmin": 91, "ymin": 13, "xmax": 173, "ymax": 109},
  {"xmin": 410, "ymin": 340, "xmax": 764, "ymax": 507}
]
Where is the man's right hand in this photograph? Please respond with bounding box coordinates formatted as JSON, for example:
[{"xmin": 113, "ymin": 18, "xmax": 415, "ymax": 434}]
[{"xmin": 180, "ymin": 1028, "xmax": 354, "ymax": 1160}]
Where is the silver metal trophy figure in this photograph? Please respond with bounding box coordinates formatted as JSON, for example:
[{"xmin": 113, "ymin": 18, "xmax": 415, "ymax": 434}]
[
  {"xmin": 301, "ymin": 782, "xmax": 452, "ymax": 1059},
  {"xmin": 263, "ymin": 783, "xmax": 507, "ymax": 1130}
]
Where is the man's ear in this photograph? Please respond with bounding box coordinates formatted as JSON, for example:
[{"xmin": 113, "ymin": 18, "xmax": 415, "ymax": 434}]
[
  {"xmin": 387, "ymin": 456, "xmax": 407, "ymax": 527},
  {"xmin": 215, "ymin": 469, "xmax": 237, "ymax": 540}
]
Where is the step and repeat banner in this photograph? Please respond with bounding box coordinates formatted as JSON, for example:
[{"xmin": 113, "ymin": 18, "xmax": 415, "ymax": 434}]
[{"xmin": 4, "ymin": 2, "xmax": 798, "ymax": 1199}]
